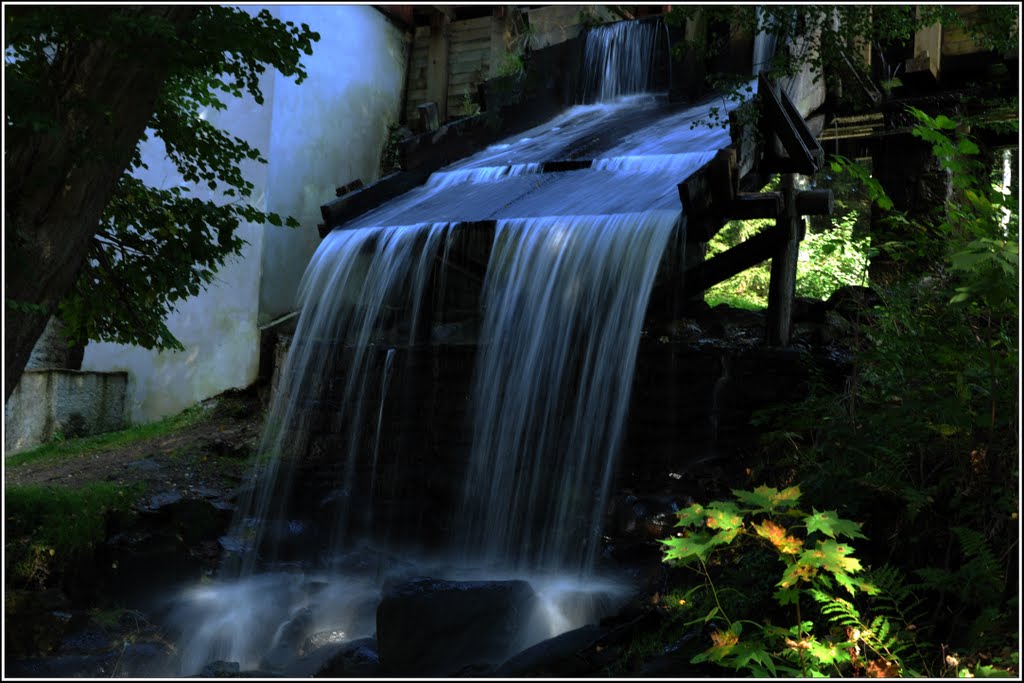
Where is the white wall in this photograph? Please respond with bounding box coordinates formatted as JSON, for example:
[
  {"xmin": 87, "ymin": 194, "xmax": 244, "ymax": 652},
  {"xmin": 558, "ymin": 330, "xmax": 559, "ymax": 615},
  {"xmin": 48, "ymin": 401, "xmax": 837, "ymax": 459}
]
[
  {"xmin": 81, "ymin": 6, "xmax": 408, "ymax": 424},
  {"xmin": 259, "ymin": 5, "xmax": 409, "ymax": 322}
]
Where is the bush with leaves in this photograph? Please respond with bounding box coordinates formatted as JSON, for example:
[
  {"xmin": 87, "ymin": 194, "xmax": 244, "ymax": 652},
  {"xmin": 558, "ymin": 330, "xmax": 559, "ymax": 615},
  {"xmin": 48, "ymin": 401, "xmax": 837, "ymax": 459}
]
[
  {"xmin": 751, "ymin": 109, "xmax": 1018, "ymax": 674},
  {"xmin": 661, "ymin": 484, "xmax": 931, "ymax": 677}
]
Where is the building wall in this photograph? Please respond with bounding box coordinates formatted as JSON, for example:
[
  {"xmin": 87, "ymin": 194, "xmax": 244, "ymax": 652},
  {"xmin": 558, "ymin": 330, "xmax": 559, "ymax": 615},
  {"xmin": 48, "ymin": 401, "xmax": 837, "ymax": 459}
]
[
  {"xmin": 259, "ymin": 5, "xmax": 408, "ymax": 324},
  {"xmin": 79, "ymin": 6, "xmax": 408, "ymax": 425}
]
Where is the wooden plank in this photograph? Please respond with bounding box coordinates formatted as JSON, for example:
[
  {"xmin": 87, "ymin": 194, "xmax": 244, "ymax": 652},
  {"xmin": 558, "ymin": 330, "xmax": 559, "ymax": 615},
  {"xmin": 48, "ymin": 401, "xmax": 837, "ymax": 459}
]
[
  {"xmin": 427, "ymin": 12, "xmax": 450, "ymax": 122},
  {"xmin": 681, "ymin": 223, "xmax": 787, "ymax": 297},
  {"xmin": 759, "ymin": 73, "xmax": 823, "ymax": 175},
  {"xmin": 450, "ymin": 26, "xmax": 491, "ymax": 42},
  {"xmin": 450, "ymin": 43, "xmax": 491, "ymax": 60},
  {"xmin": 449, "ymin": 50, "xmax": 491, "ymax": 69},
  {"xmin": 450, "ymin": 16, "xmax": 491, "ymax": 31},
  {"xmin": 450, "ymin": 60, "xmax": 490, "ymax": 77},
  {"xmin": 449, "ymin": 72, "xmax": 485, "ymax": 88}
]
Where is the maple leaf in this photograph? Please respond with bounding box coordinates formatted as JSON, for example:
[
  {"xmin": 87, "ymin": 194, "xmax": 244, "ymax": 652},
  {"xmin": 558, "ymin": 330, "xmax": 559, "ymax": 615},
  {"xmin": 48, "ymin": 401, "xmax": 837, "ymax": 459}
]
[
  {"xmin": 801, "ymin": 539, "xmax": 864, "ymax": 575},
  {"xmin": 778, "ymin": 560, "xmax": 817, "ymax": 588},
  {"xmin": 865, "ymin": 658, "xmax": 901, "ymax": 677},
  {"xmin": 660, "ymin": 532, "xmax": 715, "ymax": 563},
  {"xmin": 676, "ymin": 503, "xmax": 706, "ymax": 527},
  {"xmin": 774, "ymin": 586, "xmax": 800, "ymax": 605},
  {"xmin": 732, "ymin": 484, "xmax": 802, "ymax": 514},
  {"xmin": 710, "ymin": 628, "xmax": 739, "ymax": 650},
  {"xmin": 753, "ymin": 519, "xmax": 804, "ymax": 554},
  {"xmin": 804, "ymin": 509, "xmax": 867, "ymax": 540},
  {"xmin": 703, "ymin": 502, "xmax": 745, "ymax": 548}
]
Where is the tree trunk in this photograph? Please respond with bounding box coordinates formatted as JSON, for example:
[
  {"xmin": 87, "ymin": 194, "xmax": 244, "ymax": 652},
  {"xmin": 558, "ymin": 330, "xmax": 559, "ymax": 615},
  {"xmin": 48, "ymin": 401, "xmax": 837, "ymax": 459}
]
[{"xmin": 4, "ymin": 6, "xmax": 199, "ymax": 400}]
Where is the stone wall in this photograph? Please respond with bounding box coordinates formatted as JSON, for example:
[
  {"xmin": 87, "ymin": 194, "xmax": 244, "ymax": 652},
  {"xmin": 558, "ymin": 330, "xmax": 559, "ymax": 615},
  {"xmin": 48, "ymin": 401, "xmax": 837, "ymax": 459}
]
[{"xmin": 4, "ymin": 370, "xmax": 128, "ymax": 454}]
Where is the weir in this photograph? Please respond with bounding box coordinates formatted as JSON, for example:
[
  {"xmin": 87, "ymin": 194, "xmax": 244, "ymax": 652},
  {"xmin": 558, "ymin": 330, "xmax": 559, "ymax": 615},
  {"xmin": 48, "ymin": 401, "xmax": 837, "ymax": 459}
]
[{"xmin": 167, "ymin": 19, "xmax": 791, "ymax": 675}]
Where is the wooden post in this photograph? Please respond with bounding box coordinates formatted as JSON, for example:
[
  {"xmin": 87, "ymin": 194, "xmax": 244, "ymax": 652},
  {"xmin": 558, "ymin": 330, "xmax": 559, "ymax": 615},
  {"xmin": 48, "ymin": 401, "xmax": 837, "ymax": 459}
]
[
  {"xmin": 766, "ymin": 174, "xmax": 802, "ymax": 346},
  {"xmin": 416, "ymin": 101, "xmax": 440, "ymax": 133},
  {"xmin": 906, "ymin": 8, "xmax": 942, "ymax": 81},
  {"xmin": 488, "ymin": 6, "xmax": 509, "ymax": 79},
  {"xmin": 427, "ymin": 10, "xmax": 451, "ymax": 123}
]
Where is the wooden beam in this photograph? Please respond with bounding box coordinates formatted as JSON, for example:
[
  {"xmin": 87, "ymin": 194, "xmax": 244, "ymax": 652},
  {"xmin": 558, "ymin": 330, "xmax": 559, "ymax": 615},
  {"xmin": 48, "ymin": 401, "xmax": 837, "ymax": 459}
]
[
  {"xmin": 906, "ymin": 10, "xmax": 942, "ymax": 81},
  {"xmin": 678, "ymin": 149, "xmax": 737, "ymax": 242},
  {"xmin": 795, "ymin": 189, "xmax": 833, "ymax": 216},
  {"xmin": 431, "ymin": 5, "xmax": 456, "ymax": 21},
  {"xmin": 725, "ymin": 192, "xmax": 784, "ymax": 220},
  {"xmin": 759, "ymin": 72, "xmax": 824, "ymax": 175},
  {"xmin": 682, "ymin": 222, "xmax": 787, "ymax": 298},
  {"xmin": 427, "ymin": 11, "xmax": 451, "ymax": 122}
]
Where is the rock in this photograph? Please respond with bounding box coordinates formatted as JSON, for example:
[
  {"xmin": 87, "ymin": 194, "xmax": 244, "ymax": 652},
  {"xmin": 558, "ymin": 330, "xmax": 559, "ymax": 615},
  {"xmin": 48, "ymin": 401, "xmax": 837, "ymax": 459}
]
[
  {"xmin": 113, "ymin": 640, "xmax": 175, "ymax": 677},
  {"xmin": 200, "ymin": 660, "xmax": 240, "ymax": 677},
  {"xmin": 826, "ymin": 285, "xmax": 883, "ymax": 320},
  {"xmin": 5, "ymin": 652, "xmax": 119, "ymax": 678},
  {"xmin": 288, "ymin": 637, "xmax": 380, "ymax": 677},
  {"xmin": 260, "ymin": 606, "xmax": 314, "ymax": 671},
  {"xmin": 376, "ymin": 577, "xmax": 541, "ymax": 676},
  {"xmin": 495, "ymin": 624, "xmax": 606, "ymax": 677},
  {"xmin": 197, "ymin": 660, "xmax": 278, "ymax": 678},
  {"xmin": 4, "ymin": 589, "xmax": 75, "ymax": 658},
  {"xmin": 145, "ymin": 490, "xmax": 184, "ymax": 510},
  {"xmin": 300, "ymin": 628, "xmax": 348, "ymax": 656},
  {"xmin": 792, "ymin": 296, "xmax": 828, "ymax": 323}
]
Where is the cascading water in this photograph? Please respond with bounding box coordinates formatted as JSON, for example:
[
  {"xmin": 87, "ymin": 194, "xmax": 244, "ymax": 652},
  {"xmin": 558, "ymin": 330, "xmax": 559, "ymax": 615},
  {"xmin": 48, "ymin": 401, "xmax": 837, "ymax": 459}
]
[
  {"xmin": 457, "ymin": 211, "xmax": 680, "ymax": 574},
  {"xmin": 166, "ymin": 18, "xmax": 756, "ymax": 676},
  {"xmin": 581, "ymin": 19, "xmax": 661, "ymax": 102}
]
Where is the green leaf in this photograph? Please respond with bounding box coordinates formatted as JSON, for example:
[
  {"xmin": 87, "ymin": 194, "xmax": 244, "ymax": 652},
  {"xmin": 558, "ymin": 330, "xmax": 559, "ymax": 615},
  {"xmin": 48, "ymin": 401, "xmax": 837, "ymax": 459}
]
[
  {"xmin": 801, "ymin": 539, "xmax": 864, "ymax": 575},
  {"xmin": 804, "ymin": 509, "xmax": 866, "ymax": 540},
  {"xmin": 704, "ymin": 501, "xmax": 745, "ymax": 536},
  {"xmin": 774, "ymin": 586, "xmax": 801, "ymax": 605},
  {"xmin": 934, "ymin": 114, "xmax": 959, "ymax": 129},
  {"xmin": 675, "ymin": 503, "xmax": 707, "ymax": 527},
  {"xmin": 731, "ymin": 484, "xmax": 802, "ymax": 514},
  {"xmin": 661, "ymin": 532, "xmax": 715, "ymax": 564},
  {"xmin": 971, "ymin": 664, "xmax": 1016, "ymax": 678},
  {"xmin": 957, "ymin": 137, "xmax": 980, "ymax": 155}
]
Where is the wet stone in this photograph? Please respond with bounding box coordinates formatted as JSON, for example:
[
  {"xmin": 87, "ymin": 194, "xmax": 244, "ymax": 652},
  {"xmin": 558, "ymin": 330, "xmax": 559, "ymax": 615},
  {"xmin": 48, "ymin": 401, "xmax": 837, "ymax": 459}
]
[
  {"xmin": 145, "ymin": 490, "xmax": 183, "ymax": 510},
  {"xmin": 376, "ymin": 577, "xmax": 541, "ymax": 676}
]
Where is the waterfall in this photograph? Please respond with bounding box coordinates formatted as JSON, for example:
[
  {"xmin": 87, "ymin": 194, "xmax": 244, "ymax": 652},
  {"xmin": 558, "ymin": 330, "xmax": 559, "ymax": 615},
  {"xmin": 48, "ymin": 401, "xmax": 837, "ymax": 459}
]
[
  {"xmin": 232, "ymin": 221, "xmax": 453, "ymax": 574},
  {"xmin": 457, "ymin": 211, "xmax": 679, "ymax": 574},
  {"xmin": 169, "ymin": 18, "xmax": 756, "ymax": 675},
  {"xmin": 581, "ymin": 20, "xmax": 661, "ymax": 102}
]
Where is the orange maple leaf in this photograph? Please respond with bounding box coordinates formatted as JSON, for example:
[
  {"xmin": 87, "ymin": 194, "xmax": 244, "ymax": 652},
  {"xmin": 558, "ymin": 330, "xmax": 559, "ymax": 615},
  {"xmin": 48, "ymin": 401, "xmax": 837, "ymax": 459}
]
[{"xmin": 754, "ymin": 519, "xmax": 804, "ymax": 554}]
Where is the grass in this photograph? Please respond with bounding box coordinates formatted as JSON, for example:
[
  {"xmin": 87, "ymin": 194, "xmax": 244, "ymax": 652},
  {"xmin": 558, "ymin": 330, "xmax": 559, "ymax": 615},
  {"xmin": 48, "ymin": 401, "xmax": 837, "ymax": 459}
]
[
  {"xmin": 5, "ymin": 403, "xmax": 209, "ymax": 468},
  {"xmin": 5, "ymin": 481, "xmax": 145, "ymax": 586},
  {"xmin": 705, "ymin": 290, "xmax": 767, "ymax": 311}
]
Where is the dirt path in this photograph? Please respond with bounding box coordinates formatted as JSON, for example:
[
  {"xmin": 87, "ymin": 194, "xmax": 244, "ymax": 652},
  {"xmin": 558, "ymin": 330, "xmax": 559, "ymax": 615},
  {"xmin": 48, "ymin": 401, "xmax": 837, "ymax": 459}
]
[{"xmin": 4, "ymin": 387, "xmax": 266, "ymax": 498}]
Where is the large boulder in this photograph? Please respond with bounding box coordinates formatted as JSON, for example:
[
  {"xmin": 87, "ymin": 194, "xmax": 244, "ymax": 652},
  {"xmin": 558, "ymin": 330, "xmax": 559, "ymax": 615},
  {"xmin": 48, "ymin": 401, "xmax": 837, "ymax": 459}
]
[{"xmin": 376, "ymin": 577, "xmax": 541, "ymax": 675}]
